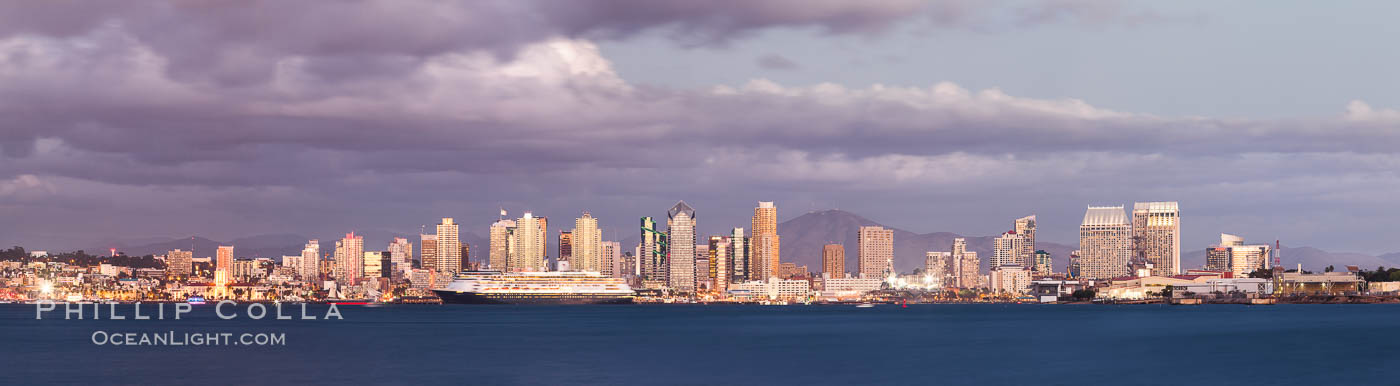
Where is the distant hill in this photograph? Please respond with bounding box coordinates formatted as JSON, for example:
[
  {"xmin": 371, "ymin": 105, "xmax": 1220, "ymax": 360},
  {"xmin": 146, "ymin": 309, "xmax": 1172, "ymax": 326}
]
[{"xmin": 777, "ymin": 210, "xmax": 1076, "ymax": 275}]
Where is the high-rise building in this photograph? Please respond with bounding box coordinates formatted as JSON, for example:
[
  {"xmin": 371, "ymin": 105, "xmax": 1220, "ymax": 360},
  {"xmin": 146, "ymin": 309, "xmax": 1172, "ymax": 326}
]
[
  {"xmin": 729, "ymin": 228, "xmax": 748, "ymax": 282},
  {"xmin": 488, "ymin": 219, "xmax": 515, "ymax": 271},
  {"xmin": 558, "ymin": 231, "xmax": 573, "ymax": 267},
  {"xmin": 601, "ymin": 241, "xmax": 622, "ymax": 278},
  {"xmin": 992, "ymin": 231, "xmax": 1027, "ymax": 270},
  {"xmin": 708, "ymin": 236, "xmax": 730, "ymax": 294},
  {"xmin": 460, "ymin": 244, "xmax": 471, "ymax": 271},
  {"xmin": 572, "ymin": 213, "xmax": 602, "ymax": 272},
  {"xmin": 1079, "ymin": 206, "xmax": 1132, "ymax": 279},
  {"xmin": 1132, "ymin": 202, "xmax": 1181, "ymax": 276},
  {"xmin": 925, "ymin": 251, "xmax": 952, "ymax": 287},
  {"xmin": 420, "ymin": 234, "xmax": 437, "ymax": 271},
  {"xmin": 1206, "ymin": 233, "xmax": 1271, "ymax": 277},
  {"xmin": 436, "ymin": 218, "xmax": 462, "ymax": 275},
  {"xmin": 857, "ymin": 226, "xmax": 894, "ymax": 279},
  {"xmin": 989, "ymin": 265, "xmax": 1031, "ymax": 294},
  {"xmin": 1033, "ymin": 250, "xmax": 1052, "ymax": 274},
  {"xmin": 750, "ymin": 201, "xmax": 781, "ymax": 280},
  {"xmin": 822, "ymin": 244, "xmax": 845, "ymax": 279},
  {"xmin": 336, "ymin": 232, "xmax": 364, "ymax": 283},
  {"xmin": 667, "ymin": 201, "xmax": 697, "ymax": 292},
  {"xmin": 215, "ymin": 245, "xmax": 234, "ymax": 289},
  {"xmin": 299, "ymin": 240, "xmax": 320, "ymax": 281},
  {"xmin": 952, "ymin": 238, "xmax": 980, "ymax": 288},
  {"xmin": 364, "ymin": 251, "xmax": 391, "ymax": 278},
  {"xmin": 1014, "ymin": 215, "xmax": 1037, "ymax": 267},
  {"xmin": 639, "ymin": 217, "xmax": 667, "ymax": 283},
  {"xmin": 388, "ymin": 237, "xmax": 412, "ymax": 274},
  {"xmin": 511, "ymin": 213, "xmax": 547, "ymax": 272},
  {"xmin": 166, "ymin": 249, "xmax": 193, "ymax": 277}
]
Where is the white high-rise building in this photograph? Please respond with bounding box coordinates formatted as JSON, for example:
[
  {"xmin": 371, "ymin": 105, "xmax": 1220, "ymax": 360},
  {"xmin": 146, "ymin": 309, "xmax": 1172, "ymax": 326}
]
[
  {"xmin": 667, "ymin": 201, "xmax": 697, "ymax": 292},
  {"xmin": 1132, "ymin": 202, "xmax": 1181, "ymax": 276},
  {"xmin": 601, "ymin": 241, "xmax": 622, "ymax": 278},
  {"xmin": 388, "ymin": 237, "xmax": 413, "ymax": 274},
  {"xmin": 729, "ymin": 227, "xmax": 748, "ymax": 282},
  {"xmin": 989, "ymin": 265, "xmax": 1031, "ymax": 294},
  {"xmin": 952, "ymin": 238, "xmax": 980, "ymax": 288},
  {"xmin": 992, "ymin": 231, "xmax": 1027, "ymax": 270},
  {"xmin": 511, "ymin": 213, "xmax": 546, "ymax": 272},
  {"xmin": 299, "ymin": 240, "xmax": 320, "ymax": 282},
  {"xmin": 335, "ymin": 232, "xmax": 364, "ymax": 283},
  {"xmin": 924, "ymin": 251, "xmax": 951, "ymax": 287},
  {"xmin": 436, "ymin": 218, "xmax": 461, "ymax": 274},
  {"xmin": 1206, "ymin": 233, "xmax": 1271, "ymax": 277},
  {"xmin": 1079, "ymin": 206, "xmax": 1132, "ymax": 279},
  {"xmin": 572, "ymin": 212, "xmax": 603, "ymax": 272},
  {"xmin": 858, "ymin": 226, "xmax": 894, "ymax": 279},
  {"xmin": 1014, "ymin": 215, "xmax": 1037, "ymax": 267}
]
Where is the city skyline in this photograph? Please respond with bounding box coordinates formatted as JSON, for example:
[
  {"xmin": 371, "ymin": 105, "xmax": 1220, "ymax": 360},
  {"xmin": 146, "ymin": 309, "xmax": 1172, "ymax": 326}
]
[{"xmin": 4, "ymin": 1, "xmax": 1400, "ymax": 256}]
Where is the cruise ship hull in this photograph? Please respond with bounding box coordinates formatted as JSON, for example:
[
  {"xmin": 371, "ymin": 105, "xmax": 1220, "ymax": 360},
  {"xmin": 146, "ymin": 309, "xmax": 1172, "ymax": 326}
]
[{"xmin": 433, "ymin": 290, "xmax": 634, "ymax": 305}]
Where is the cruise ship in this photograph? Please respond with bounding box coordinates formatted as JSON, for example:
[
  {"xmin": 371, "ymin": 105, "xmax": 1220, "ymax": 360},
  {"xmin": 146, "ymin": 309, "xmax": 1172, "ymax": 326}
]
[{"xmin": 432, "ymin": 271, "xmax": 635, "ymax": 305}]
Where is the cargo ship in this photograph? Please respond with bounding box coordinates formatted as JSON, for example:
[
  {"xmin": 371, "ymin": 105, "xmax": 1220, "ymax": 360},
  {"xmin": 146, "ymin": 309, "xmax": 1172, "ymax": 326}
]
[{"xmin": 432, "ymin": 271, "xmax": 635, "ymax": 305}]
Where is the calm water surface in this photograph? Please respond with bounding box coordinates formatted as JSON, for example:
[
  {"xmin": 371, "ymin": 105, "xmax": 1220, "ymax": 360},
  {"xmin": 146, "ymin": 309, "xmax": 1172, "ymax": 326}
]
[{"xmin": 2, "ymin": 303, "xmax": 1396, "ymax": 385}]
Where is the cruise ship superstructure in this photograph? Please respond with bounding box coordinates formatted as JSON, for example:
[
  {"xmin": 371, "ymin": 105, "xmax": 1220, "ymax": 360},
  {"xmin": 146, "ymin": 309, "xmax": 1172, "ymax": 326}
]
[{"xmin": 432, "ymin": 271, "xmax": 635, "ymax": 304}]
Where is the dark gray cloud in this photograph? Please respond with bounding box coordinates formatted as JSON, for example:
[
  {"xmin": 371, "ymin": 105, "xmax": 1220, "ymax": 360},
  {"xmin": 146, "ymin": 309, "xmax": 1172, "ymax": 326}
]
[{"xmin": 0, "ymin": 1, "xmax": 1396, "ymax": 255}]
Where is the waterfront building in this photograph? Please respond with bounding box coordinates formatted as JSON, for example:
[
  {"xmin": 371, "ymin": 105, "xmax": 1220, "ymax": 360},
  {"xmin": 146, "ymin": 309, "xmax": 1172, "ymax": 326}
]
[
  {"xmin": 166, "ymin": 249, "xmax": 193, "ymax": 277},
  {"xmin": 1014, "ymin": 215, "xmax": 1037, "ymax": 267},
  {"xmin": 858, "ymin": 226, "xmax": 894, "ymax": 279},
  {"xmin": 924, "ymin": 251, "xmax": 951, "ymax": 287},
  {"xmin": 1276, "ymin": 271, "xmax": 1363, "ymax": 295},
  {"xmin": 488, "ymin": 219, "xmax": 515, "ymax": 271},
  {"xmin": 572, "ymin": 213, "xmax": 602, "ymax": 272},
  {"xmin": 512, "ymin": 213, "xmax": 547, "ymax": 272},
  {"xmin": 750, "ymin": 201, "xmax": 781, "ymax": 280},
  {"xmin": 728, "ymin": 227, "xmax": 748, "ymax": 283},
  {"xmin": 667, "ymin": 201, "xmax": 697, "ymax": 292},
  {"xmin": 639, "ymin": 217, "xmax": 667, "ymax": 284},
  {"xmin": 215, "ymin": 245, "xmax": 233, "ymax": 289},
  {"xmin": 1030, "ymin": 279, "xmax": 1092, "ymax": 303},
  {"xmin": 1132, "ymin": 202, "xmax": 1181, "ymax": 276},
  {"xmin": 823, "ymin": 244, "xmax": 845, "ymax": 279},
  {"xmin": 558, "ymin": 231, "xmax": 572, "ymax": 268},
  {"xmin": 989, "ymin": 265, "xmax": 1032, "ymax": 295},
  {"xmin": 992, "ymin": 231, "xmax": 1026, "ymax": 270},
  {"xmin": 1206, "ymin": 234, "xmax": 1271, "ymax": 277},
  {"xmin": 1079, "ymin": 206, "xmax": 1132, "ymax": 279},
  {"xmin": 729, "ymin": 278, "xmax": 812, "ymax": 301},
  {"xmin": 816, "ymin": 277, "xmax": 883, "ymax": 300},
  {"xmin": 436, "ymin": 218, "xmax": 462, "ymax": 275},
  {"xmin": 335, "ymin": 232, "xmax": 364, "ymax": 283},
  {"xmin": 601, "ymin": 241, "xmax": 622, "ymax": 278},
  {"xmin": 388, "ymin": 237, "xmax": 412, "ymax": 273}
]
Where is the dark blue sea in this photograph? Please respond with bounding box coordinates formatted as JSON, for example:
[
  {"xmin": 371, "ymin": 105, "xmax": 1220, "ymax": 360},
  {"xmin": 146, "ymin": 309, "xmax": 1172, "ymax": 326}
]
[{"xmin": 3, "ymin": 303, "xmax": 1397, "ymax": 385}]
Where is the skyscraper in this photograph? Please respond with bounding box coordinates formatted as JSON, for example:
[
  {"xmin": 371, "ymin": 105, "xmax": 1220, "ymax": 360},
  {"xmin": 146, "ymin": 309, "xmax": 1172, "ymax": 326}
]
[
  {"xmin": 364, "ymin": 251, "xmax": 391, "ymax": 278},
  {"xmin": 300, "ymin": 240, "xmax": 320, "ymax": 281},
  {"xmin": 750, "ymin": 201, "xmax": 781, "ymax": 280},
  {"xmin": 858, "ymin": 225, "xmax": 894, "ymax": 279},
  {"xmin": 992, "ymin": 231, "xmax": 1027, "ymax": 269},
  {"xmin": 924, "ymin": 251, "xmax": 952, "ymax": 287},
  {"xmin": 601, "ymin": 241, "xmax": 622, "ymax": 278},
  {"xmin": 388, "ymin": 237, "xmax": 412, "ymax": 274},
  {"xmin": 729, "ymin": 227, "xmax": 748, "ymax": 282},
  {"xmin": 488, "ymin": 219, "xmax": 515, "ymax": 271},
  {"xmin": 708, "ymin": 236, "xmax": 730, "ymax": 294},
  {"xmin": 572, "ymin": 212, "xmax": 603, "ymax": 272},
  {"xmin": 1207, "ymin": 233, "xmax": 1271, "ymax": 277},
  {"xmin": 1132, "ymin": 202, "xmax": 1181, "ymax": 276},
  {"xmin": 953, "ymin": 238, "xmax": 980, "ymax": 288},
  {"xmin": 511, "ymin": 213, "xmax": 546, "ymax": 272},
  {"xmin": 166, "ymin": 249, "xmax": 193, "ymax": 277},
  {"xmin": 1014, "ymin": 215, "xmax": 1037, "ymax": 267},
  {"xmin": 639, "ymin": 217, "xmax": 667, "ymax": 283},
  {"xmin": 1079, "ymin": 206, "xmax": 1132, "ymax": 279},
  {"xmin": 1033, "ymin": 250, "xmax": 1052, "ymax": 274},
  {"xmin": 558, "ymin": 231, "xmax": 573, "ymax": 269},
  {"xmin": 667, "ymin": 201, "xmax": 697, "ymax": 292},
  {"xmin": 336, "ymin": 232, "xmax": 364, "ymax": 283},
  {"xmin": 822, "ymin": 244, "xmax": 845, "ymax": 279},
  {"xmin": 420, "ymin": 234, "xmax": 437, "ymax": 271},
  {"xmin": 215, "ymin": 245, "xmax": 234, "ymax": 290},
  {"xmin": 436, "ymin": 218, "xmax": 462, "ymax": 275}
]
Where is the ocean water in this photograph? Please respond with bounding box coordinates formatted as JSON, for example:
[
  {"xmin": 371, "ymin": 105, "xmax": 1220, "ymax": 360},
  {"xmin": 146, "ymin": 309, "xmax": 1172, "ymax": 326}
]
[{"xmin": 3, "ymin": 303, "xmax": 1397, "ymax": 385}]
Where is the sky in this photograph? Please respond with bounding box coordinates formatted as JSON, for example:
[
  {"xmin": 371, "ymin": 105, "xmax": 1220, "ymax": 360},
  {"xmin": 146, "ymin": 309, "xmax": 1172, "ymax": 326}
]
[{"xmin": 1, "ymin": 1, "xmax": 1399, "ymax": 254}]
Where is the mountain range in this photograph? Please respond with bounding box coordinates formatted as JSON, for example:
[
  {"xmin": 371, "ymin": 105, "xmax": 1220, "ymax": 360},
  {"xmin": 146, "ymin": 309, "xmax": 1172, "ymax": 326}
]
[{"xmin": 90, "ymin": 209, "xmax": 1399, "ymax": 274}]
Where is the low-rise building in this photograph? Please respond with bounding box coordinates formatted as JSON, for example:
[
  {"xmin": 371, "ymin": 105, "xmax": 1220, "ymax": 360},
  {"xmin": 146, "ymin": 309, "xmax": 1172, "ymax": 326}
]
[
  {"xmin": 817, "ymin": 277, "xmax": 883, "ymax": 300},
  {"xmin": 1276, "ymin": 271, "xmax": 1364, "ymax": 296}
]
